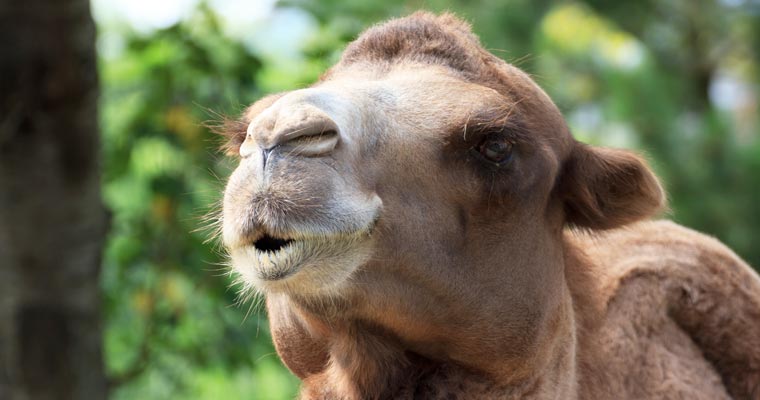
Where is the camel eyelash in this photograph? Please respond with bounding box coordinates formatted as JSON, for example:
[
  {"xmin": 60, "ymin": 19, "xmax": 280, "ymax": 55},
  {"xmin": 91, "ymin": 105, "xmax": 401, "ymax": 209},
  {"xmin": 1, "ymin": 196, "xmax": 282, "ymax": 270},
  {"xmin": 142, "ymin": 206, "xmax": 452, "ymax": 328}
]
[
  {"xmin": 455, "ymin": 105, "xmax": 529, "ymax": 143},
  {"xmin": 458, "ymin": 121, "xmax": 529, "ymax": 151}
]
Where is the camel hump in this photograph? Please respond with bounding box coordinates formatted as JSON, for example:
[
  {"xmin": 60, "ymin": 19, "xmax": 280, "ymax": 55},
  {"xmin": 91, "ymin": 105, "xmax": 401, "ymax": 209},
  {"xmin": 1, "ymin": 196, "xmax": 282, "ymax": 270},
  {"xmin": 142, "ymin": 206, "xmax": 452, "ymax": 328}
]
[{"xmin": 575, "ymin": 220, "xmax": 760, "ymax": 399}]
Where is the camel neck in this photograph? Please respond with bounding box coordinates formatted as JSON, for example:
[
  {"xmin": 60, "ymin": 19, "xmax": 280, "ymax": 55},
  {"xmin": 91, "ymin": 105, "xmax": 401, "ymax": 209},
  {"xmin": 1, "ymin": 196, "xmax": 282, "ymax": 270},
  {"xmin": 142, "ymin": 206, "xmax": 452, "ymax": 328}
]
[
  {"xmin": 294, "ymin": 237, "xmax": 599, "ymax": 399},
  {"xmin": 299, "ymin": 287, "xmax": 581, "ymax": 399}
]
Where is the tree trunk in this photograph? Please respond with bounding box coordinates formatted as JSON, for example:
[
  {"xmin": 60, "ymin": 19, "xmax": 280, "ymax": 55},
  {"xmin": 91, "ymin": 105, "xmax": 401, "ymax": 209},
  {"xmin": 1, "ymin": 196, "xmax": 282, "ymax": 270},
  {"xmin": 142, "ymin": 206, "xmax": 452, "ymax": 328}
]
[{"xmin": 0, "ymin": 0, "xmax": 108, "ymax": 399}]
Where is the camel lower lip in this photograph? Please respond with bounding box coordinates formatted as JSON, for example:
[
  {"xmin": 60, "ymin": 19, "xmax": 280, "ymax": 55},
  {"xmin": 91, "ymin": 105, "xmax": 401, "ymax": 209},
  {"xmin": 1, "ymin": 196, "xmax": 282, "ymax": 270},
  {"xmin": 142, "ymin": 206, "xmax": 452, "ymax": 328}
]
[{"xmin": 250, "ymin": 239, "xmax": 304, "ymax": 281}]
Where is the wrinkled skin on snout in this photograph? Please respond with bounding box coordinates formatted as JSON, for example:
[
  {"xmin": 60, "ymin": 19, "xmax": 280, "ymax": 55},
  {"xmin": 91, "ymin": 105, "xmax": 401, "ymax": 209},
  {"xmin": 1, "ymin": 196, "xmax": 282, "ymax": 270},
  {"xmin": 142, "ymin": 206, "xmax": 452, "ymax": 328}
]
[{"xmin": 220, "ymin": 12, "xmax": 672, "ymax": 399}]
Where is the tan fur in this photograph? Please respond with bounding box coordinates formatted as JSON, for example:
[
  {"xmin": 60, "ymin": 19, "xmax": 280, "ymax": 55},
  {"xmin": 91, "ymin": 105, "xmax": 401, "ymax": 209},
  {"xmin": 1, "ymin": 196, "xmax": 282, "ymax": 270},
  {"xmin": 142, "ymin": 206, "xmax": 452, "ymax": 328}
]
[
  {"xmin": 574, "ymin": 222, "xmax": 760, "ymax": 399},
  {"xmin": 218, "ymin": 12, "xmax": 760, "ymax": 399}
]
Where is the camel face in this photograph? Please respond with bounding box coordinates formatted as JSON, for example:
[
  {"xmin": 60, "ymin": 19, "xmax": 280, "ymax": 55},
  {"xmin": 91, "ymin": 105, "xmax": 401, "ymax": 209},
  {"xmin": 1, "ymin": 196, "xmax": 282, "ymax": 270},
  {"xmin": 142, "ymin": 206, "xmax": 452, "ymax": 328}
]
[
  {"xmin": 224, "ymin": 55, "xmax": 569, "ymax": 297},
  {"xmin": 221, "ymin": 13, "xmax": 662, "ymax": 322}
]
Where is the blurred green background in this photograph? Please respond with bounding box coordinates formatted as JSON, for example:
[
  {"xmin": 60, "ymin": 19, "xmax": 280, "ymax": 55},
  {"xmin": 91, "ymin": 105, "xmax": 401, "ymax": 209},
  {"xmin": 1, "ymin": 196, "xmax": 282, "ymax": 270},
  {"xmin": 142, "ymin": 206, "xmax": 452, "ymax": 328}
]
[{"xmin": 92, "ymin": 0, "xmax": 760, "ymax": 398}]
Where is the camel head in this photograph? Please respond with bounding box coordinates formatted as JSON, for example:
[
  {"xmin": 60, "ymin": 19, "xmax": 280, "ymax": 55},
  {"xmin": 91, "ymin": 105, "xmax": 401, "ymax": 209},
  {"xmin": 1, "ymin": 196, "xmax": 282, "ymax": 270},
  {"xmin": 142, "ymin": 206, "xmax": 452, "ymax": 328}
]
[{"xmin": 219, "ymin": 12, "xmax": 665, "ymax": 381}]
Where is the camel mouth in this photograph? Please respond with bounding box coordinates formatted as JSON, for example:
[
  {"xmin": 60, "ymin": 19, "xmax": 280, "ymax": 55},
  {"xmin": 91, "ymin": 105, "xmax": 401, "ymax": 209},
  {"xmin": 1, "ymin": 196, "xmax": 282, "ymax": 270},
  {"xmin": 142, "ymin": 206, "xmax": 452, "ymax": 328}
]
[
  {"xmin": 229, "ymin": 221, "xmax": 378, "ymax": 291},
  {"xmin": 224, "ymin": 196, "xmax": 382, "ymax": 293},
  {"xmin": 253, "ymin": 234, "xmax": 294, "ymax": 253}
]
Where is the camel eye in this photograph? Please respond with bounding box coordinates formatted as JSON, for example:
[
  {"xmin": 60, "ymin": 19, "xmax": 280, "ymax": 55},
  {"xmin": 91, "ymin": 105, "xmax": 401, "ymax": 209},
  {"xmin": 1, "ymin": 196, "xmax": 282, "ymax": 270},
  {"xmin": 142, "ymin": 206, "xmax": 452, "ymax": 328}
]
[{"xmin": 476, "ymin": 136, "xmax": 513, "ymax": 165}]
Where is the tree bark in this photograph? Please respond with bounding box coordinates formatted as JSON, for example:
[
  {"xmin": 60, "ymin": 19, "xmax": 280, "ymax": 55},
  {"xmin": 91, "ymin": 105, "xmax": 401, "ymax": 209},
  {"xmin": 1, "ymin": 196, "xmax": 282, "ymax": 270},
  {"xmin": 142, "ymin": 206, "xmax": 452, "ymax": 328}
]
[{"xmin": 0, "ymin": 0, "xmax": 108, "ymax": 399}]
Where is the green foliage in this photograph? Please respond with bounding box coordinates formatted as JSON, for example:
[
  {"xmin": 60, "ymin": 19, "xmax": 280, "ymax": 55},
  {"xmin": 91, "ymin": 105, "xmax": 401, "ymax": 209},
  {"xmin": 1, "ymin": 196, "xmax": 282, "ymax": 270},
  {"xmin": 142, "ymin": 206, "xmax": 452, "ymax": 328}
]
[
  {"xmin": 100, "ymin": 6, "xmax": 299, "ymax": 399},
  {"xmin": 99, "ymin": 1, "xmax": 760, "ymax": 398}
]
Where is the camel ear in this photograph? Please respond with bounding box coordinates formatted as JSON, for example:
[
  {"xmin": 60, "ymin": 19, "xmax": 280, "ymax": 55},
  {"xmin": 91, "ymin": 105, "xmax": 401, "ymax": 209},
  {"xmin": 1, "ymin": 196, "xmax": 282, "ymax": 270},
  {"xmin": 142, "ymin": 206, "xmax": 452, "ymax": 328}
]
[{"xmin": 559, "ymin": 143, "xmax": 665, "ymax": 230}]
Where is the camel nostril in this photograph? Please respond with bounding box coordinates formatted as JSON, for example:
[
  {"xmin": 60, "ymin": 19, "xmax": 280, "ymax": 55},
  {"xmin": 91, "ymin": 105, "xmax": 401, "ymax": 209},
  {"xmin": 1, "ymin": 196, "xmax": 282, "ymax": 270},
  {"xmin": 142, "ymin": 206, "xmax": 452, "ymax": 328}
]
[
  {"xmin": 288, "ymin": 129, "xmax": 338, "ymax": 143},
  {"xmin": 271, "ymin": 104, "xmax": 341, "ymax": 157},
  {"xmin": 253, "ymin": 234, "xmax": 294, "ymax": 252},
  {"xmin": 280, "ymin": 127, "xmax": 340, "ymax": 156}
]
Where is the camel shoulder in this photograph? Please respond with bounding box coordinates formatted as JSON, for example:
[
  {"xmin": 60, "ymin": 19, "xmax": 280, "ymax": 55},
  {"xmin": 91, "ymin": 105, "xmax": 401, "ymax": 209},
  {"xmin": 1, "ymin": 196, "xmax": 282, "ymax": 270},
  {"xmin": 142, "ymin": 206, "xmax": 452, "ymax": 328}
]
[
  {"xmin": 570, "ymin": 220, "xmax": 760, "ymax": 399},
  {"xmin": 571, "ymin": 220, "xmax": 755, "ymax": 300}
]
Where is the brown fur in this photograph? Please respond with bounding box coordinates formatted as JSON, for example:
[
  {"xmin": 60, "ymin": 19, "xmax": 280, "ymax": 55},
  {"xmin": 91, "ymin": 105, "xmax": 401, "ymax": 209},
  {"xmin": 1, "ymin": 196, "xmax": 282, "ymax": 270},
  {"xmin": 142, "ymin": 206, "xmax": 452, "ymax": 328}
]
[{"xmin": 219, "ymin": 12, "xmax": 760, "ymax": 399}]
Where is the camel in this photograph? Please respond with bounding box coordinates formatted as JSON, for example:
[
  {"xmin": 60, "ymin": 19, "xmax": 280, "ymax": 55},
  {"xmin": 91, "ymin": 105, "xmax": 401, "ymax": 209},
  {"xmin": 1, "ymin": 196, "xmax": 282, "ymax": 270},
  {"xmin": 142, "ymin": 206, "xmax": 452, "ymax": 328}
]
[{"xmin": 217, "ymin": 12, "xmax": 760, "ymax": 399}]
